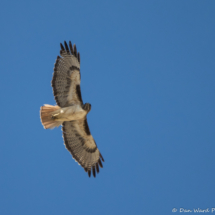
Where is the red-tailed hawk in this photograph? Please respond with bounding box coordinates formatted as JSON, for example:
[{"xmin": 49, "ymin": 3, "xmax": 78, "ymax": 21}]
[{"xmin": 40, "ymin": 41, "xmax": 104, "ymax": 177}]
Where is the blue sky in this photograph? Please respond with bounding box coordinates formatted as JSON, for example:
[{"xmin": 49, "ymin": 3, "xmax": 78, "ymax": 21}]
[{"xmin": 0, "ymin": 1, "xmax": 215, "ymax": 214}]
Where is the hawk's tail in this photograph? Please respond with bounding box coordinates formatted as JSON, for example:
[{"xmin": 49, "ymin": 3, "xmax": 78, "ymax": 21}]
[{"xmin": 40, "ymin": 104, "xmax": 62, "ymax": 129}]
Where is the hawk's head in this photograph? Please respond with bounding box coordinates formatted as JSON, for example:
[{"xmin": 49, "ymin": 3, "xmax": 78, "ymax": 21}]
[{"xmin": 83, "ymin": 103, "xmax": 91, "ymax": 113}]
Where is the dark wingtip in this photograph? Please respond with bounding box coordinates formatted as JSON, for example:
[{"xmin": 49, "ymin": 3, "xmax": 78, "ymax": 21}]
[
  {"xmin": 88, "ymin": 170, "xmax": 91, "ymax": 177},
  {"xmin": 98, "ymin": 159, "xmax": 103, "ymax": 168},
  {"xmin": 60, "ymin": 43, "xmax": 64, "ymax": 50},
  {"xmin": 69, "ymin": 41, "xmax": 74, "ymax": 55},
  {"xmin": 64, "ymin": 41, "xmax": 69, "ymax": 53},
  {"xmin": 93, "ymin": 166, "xmax": 96, "ymax": 177},
  {"xmin": 96, "ymin": 163, "xmax": 99, "ymax": 173},
  {"xmin": 100, "ymin": 153, "xmax": 105, "ymax": 162},
  {"xmin": 73, "ymin": 44, "xmax": 77, "ymax": 57},
  {"xmin": 78, "ymin": 52, "xmax": 80, "ymax": 63}
]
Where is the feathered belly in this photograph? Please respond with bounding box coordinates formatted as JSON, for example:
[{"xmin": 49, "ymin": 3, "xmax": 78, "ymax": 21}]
[{"xmin": 52, "ymin": 105, "xmax": 87, "ymax": 121}]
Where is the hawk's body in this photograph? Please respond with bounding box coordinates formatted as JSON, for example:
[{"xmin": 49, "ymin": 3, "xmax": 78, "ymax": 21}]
[
  {"xmin": 40, "ymin": 41, "xmax": 104, "ymax": 177},
  {"xmin": 51, "ymin": 105, "xmax": 87, "ymax": 122}
]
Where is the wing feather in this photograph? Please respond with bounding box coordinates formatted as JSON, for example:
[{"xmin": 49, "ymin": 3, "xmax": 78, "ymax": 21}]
[
  {"xmin": 62, "ymin": 119, "xmax": 104, "ymax": 177},
  {"xmin": 52, "ymin": 41, "xmax": 82, "ymax": 107}
]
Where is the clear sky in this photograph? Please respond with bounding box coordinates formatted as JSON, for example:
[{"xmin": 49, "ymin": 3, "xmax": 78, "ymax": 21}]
[{"xmin": 0, "ymin": 1, "xmax": 215, "ymax": 215}]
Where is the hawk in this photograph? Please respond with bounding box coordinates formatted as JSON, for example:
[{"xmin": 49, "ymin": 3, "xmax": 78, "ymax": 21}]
[{"xmin": 40, "ymin": 41, "xmax": 104, "ymax": 177}]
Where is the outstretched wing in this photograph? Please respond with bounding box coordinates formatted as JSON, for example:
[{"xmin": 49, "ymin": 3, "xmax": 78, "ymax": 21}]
[
  {"xmin": 52, "ymin": 41, "xmax": 83, "ymax": 107},
  {"xmin": 62, "ymin": 119, "xmax": 104, "ymax": 177}
]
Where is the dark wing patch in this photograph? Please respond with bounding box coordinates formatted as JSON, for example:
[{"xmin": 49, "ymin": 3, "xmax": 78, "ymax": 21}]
[
  {"xmin": 76, "ymin": 85, "xmax": 83, "ymax": 104},
  {"xmin": 62, "ymin": 119, "xmax": 104, "ymax": 178},
  {"xmin": 52, "ymin": 41, "xmax": 82, "ymax": 107},
  {"xmin": 83, "ymin": 118, "xmax": 91, "ymax": 135}
]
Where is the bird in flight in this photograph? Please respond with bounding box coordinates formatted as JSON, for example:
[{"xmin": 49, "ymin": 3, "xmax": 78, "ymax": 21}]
[{"xmin": 40, "ymin": 41, "xmax": 104, "ymax": 177}]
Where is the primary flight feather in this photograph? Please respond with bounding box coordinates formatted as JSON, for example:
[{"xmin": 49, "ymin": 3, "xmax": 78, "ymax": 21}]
[{"xmin": 40, "ymin": 41, "xmax": 104, "ymax": 177}]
